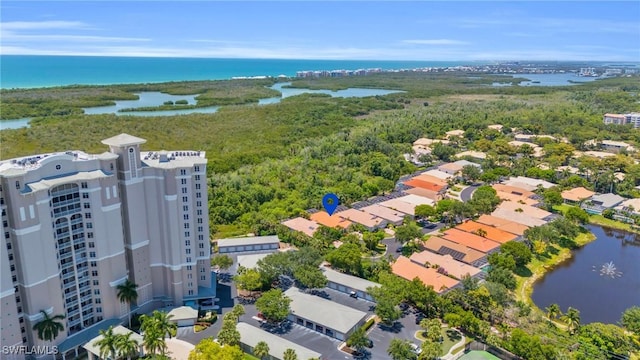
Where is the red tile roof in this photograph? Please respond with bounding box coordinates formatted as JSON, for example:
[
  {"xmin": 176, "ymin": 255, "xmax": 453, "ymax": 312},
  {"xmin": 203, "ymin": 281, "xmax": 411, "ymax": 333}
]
[{"xmin": 391, "ymin": 256, "xmax": 459, "ymax": 293}]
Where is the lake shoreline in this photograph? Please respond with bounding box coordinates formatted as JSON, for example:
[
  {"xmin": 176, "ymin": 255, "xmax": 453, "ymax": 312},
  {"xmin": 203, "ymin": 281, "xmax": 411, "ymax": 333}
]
[{"xmin": 518, "ymin": 231, "xmax": 596, "ymax": 311}]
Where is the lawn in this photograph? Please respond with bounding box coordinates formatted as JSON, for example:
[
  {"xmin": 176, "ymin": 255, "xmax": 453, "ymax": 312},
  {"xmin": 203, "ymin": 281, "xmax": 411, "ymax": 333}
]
[
  {"xmin": 415, "ymin": 326, "xmax": 463, "ymax": 356},
  {"xmin": 243, "ymin": 354, "xmax": 259, "ymax": 360},
  {"xmin": 458, "ymin": 350, "xmax": 500, "ymax": 360}
]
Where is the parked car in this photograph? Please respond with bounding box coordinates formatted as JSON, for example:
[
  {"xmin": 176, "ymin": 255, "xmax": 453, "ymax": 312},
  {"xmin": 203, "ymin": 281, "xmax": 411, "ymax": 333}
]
[
  {"xmin": 396, "ymin": 246, "xmax": 404, "ymax": 253},
  {"xmin": 349, "ymin": 291, "xmax": 358, "ymax": 299},
  {"xmin": 410, "ymin": 342, "xmax": 422, "ymax": 354}
]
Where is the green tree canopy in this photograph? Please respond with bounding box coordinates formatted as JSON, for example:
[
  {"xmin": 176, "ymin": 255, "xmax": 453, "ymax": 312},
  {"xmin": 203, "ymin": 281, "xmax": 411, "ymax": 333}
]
[
  {"xmin": 211, "ymin": 254, "xmax": 234, "ymax": 270},
  {"xmin": 188, "ymin": 338, "xmax": 244, "ymax": 360},
  {"xmin": 326, "ymin": 242, "xmax": 363, "ymax": 275},
  {"xmin": 255, "ymin": 289, "xmax": 292, "ymax": 323}
]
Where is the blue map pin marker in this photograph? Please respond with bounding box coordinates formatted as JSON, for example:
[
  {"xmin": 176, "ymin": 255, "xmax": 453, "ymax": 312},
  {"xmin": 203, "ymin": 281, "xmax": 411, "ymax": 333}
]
[{"xmin": 322, "ymin": 193, "xmax": 339, "ymax": 216}]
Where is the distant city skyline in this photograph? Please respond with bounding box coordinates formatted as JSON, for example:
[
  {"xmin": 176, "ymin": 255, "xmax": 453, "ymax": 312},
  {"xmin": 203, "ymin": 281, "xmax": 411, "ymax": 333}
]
[{"xmin": 1, "ymin": 1, "xmax": 639, "ymax": 61}]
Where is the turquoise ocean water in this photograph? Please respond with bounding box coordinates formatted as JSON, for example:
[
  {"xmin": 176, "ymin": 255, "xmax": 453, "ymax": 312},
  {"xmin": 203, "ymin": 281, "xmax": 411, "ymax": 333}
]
[{"xmin": 0, "ymin": 55, "xmax": 478, "ymax": 89}]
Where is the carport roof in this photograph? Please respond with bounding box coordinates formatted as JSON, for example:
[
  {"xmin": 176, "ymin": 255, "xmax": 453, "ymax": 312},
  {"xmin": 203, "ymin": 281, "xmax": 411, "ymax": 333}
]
[
  {"xmin": 237, "ymin": 322, "xmax": 322, "ymax": 360},
  {"xmin": 216, "ymin": 235, "xmax": 280, "ymax": 248},
  {"xmin": 321, "ymin": 266, "xmax": 381, "ymax": 293},
  {"xmin": 284, "ymin": 287, "xmax": 369, "ymax": 334}
]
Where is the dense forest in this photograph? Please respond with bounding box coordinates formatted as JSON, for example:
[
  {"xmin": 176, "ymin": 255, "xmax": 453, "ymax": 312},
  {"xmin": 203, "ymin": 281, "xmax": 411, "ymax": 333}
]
[
  {"xmin": 2, "ymin": 74, "xmax": 640, "ymax": 236},
  {"xmin": 2, "ymin": 72, "xmax": 640, "ymax": 359}
]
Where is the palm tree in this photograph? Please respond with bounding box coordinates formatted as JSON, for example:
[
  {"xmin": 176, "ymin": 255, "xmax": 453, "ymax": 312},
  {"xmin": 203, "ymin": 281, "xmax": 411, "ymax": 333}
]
[
  {"xmin": 116, "ymin": 279, "xmax": 138, "ymax": 329},
  {"xmin": 140, "ymin": 311, "xmax": 175, "ymax": 356},
  {"xmin": 115, "ymin": 332, "xmax": 140, "ymax": 360},
  {"xmin": 562, "ymin": 307, "xmax": 581, "ymax": 334},
  {"xmin": 93, "ymin": 326, "xmax": 118, "ymax": 360},
  {"xmin": 546, "ymin": 303, "xmax": 561, "ymax": 321},
  {"xmin": 32, "ymin": 310, "xmax": 65, "ymax": 343},
  {"xmin": 283, "ymin": 348, "xmax": 298, "ymax": 360},
  {"xmin": 253, "ymin": 341, "xmax": 270, "ymax": 359}
]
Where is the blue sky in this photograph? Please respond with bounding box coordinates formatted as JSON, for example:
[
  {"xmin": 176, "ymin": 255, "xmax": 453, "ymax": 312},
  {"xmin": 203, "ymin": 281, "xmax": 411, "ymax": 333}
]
[{"xmin": 1, "ymin": 1, "xmax": 639, "ymax": 61}]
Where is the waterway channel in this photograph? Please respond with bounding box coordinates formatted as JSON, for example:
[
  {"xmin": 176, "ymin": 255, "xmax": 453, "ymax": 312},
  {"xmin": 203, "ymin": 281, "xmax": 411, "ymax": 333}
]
[{"xmin": 531, "ymin": 224, "xmax": 640, "ymax": 324}]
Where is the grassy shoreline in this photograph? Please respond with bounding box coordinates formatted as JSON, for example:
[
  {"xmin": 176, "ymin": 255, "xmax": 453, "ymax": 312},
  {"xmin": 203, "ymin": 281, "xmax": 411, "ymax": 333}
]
[{"xmin": 515, "ymin": 232, "xmax": 596, "ymax": 310}]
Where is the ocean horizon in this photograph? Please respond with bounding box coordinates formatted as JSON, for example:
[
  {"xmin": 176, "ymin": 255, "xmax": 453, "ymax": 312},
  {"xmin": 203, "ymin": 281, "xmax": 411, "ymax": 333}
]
[{"xmin": 0, "ymin": 55, "xmax": 485, "ymax": 89}]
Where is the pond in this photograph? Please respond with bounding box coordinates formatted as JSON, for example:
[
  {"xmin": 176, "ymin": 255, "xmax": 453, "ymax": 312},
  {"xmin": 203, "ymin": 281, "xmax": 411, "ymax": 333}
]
[
  {"xmin": 491, "ymin": 73, "xmax": 601, "ymax": 87},
  {"xmin": 531, "ymin": 224, "xmax": 640, "ymax": 324},
  {"xmin": 2, "ymin": 83, "xmax": 403, "ymax": 128}
]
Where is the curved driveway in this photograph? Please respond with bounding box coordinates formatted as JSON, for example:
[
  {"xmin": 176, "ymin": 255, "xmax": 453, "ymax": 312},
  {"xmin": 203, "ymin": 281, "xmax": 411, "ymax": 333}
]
[{"xmin": 460, "ymin": 185, "xmax": 479, "ymax": 202}]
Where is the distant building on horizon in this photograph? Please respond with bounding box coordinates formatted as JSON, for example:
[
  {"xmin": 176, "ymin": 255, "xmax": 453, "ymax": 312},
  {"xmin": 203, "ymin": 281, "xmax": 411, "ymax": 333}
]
[
  {"xmin": 603, "ymin": 113, "xmax": 640, "ymax": 128},
  {"xmin": 0, "ymin": 134, "xmax": 213, "ymax": 359}
]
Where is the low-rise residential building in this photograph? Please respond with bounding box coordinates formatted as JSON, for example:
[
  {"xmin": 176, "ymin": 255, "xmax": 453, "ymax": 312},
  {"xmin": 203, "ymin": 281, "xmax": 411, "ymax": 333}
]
[
  {"xmin": 514, "ymin": 134, "xmax": 557, "ymax": 143},
  {"xmin": 217, "ymin": 235, "xmax": 280, "ymax": 254},
  {"xmin": 491, "ymin": 208, "xmax": 547, "ymax": 228},
  {"xmin": 409, "ymin": 251, "xmax": 481, "ymax": 280},
  {"xmin": 391, "ymin": 256, "xmax": 459, "ymax": 293},
  {"xmin": 237, "ymin": 322, "xmax": 322, "ymax": 360},
  {"xmin": 445, "ymin": 129, "xmax": 465, "ymax": 138},
  {"xmin": 442, "ymin": 228, "xmax": 502, "ymax": 254},
  {"xmin": 361, "ymin": 204, "xmax": 406, "ymax": 225},
  {"xmin": 403, "ymin": 178, "xmax": 447, "ymax": 201},
  {"xmin": 414, "ymin": 173, "xmax": 449, "ymax": 187},
  {"xmin": 455, "ymin": 150, "xmax": 488, "ymax": 160},
  {"xmin": 360, "ymin": 204, "xmax": 407, "ymax": 225},
  {"xmin": 310, "ymin": 211, "xmax": 352, "ymax": 229},
  {"xmin": 600, "ymin": 140, "xmax": 636, "ymax": 153},
  {"xmin": 476, "ymin": 214, "xmax": 530, "ymax": 236},
  {"xmin": 561, "ymin": 187, "xmax": 595, "ymax": 204},
  {"xmin": 422, "ymin": 236, "xmax": 487, "ymax": 267},
  {"xmin": 281, "ymin": 217, "xmax": 320, "ymax": 237},
  {"xmin": 582, "ymin": 193, "xmax": 626, "ymax": 214},
  {"xmin": 167, "ymin": 306, "xmax": 198, "ymax": 327},
  {"xmin": 378, "ymin": 198, "xmax": 418, "ymax": 216},
  {"xmin": 237, "ymin": 253, "xmax": 271, "ymax": 270},
  {"xmin": 438, "ymin": 160, "xmax": 481, "ymax": 176},
  {"xmin": 616, "ymin": 198, "xmax": 640, "ymax": 215},
  {"xmin": 335, "ymin": 208, "xmax": 387, "ymax": 230},
  {"xmin": 497, "ymin": 201, "xmax": 552, "ymax": 220},
  {"xmin": 492, "ymin": 184, "xmax": 539, "ymax": 206},
  {"xmin": 581, "ymin": 150, "xmax": 617, "ymax": 159},
  {"xmin": 321, "ymin": 266, "xmax": 381, "ymax": 302},
  {"xmin": 422, "ymin": 169, "xmax": 454, "ymax": 180},
  {"xmin": 284, "ymin": 288, "xmax": 368, "ymax": 341},
  {"xmin": 503, "ymin": 176, "xmax": 556, "ymax": 191},
  {"xmin": 456, "ymin": 221, "xmax": 519, "ymax": 244}
]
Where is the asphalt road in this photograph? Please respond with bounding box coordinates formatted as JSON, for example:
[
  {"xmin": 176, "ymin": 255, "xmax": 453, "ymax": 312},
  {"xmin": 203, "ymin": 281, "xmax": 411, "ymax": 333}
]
[{"xmin": 460, "ymin": 184, "xmax": 479, "ymax": 202}]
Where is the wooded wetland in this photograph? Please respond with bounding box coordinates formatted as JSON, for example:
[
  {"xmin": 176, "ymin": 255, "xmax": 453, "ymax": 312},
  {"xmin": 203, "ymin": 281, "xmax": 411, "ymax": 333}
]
[{"xmin": 2, "ymin": 72, "xmax": 640, "ymax": 359}]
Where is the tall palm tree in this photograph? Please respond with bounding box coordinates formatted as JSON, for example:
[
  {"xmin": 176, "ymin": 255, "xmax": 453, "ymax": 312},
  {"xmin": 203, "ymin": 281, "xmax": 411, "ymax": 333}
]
[
  {"xmin": 115, "ymin": 332, "xmax": 140, "ymax": 360},
  {"xmin": 253, "ymin": 341, "xmax": 270, "ymax": 359},
  {"xmin": 116, "ymin": 279, "xmax": 138, "ymax": 329},
  {"xmin": 93, "ymin": 326, "xmax": 118, "ymax": 360},
  {"xmin": 32, "ymin": 310, "xmax": 65, "ymax": 343},
  {"xmin": 152, "ymin": 310, "xmax": 177, "ymax": 339},
  {"xmin": 562, "ymin": 307, "xmax": 581, "ymax": 334},
  {"xmin": 546, "ymin": 303, "xmax": 561, "ymax": 321},
  {"xmin": 140, "ymin": 311, "xmax": 176, "ymax": 356}
]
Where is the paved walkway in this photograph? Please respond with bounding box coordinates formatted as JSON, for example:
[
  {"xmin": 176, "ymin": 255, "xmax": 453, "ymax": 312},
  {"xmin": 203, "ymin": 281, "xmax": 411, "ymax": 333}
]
[{"xmin": 441, "ymin": 330, "xmax": 466, "ymax": 360}]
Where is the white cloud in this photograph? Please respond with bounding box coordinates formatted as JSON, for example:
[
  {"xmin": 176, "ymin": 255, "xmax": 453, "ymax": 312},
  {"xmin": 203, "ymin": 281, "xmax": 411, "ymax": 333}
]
[
  {"xmin": 2, "ymin": 32, "xmax": 150, "ymax": 43},
  {"xmin": 0, "ymin": 20, "xmax": 88, "ymax": 30},
  {"xmin": 402, "ymin": 39, "xmax": 469, "ymax": 45}
]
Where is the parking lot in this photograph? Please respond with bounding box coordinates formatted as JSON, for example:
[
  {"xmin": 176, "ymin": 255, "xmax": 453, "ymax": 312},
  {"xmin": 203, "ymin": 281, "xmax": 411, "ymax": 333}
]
[{"xmin": 196, "ymin": 250, "xmax": 427, "ymax": 359}]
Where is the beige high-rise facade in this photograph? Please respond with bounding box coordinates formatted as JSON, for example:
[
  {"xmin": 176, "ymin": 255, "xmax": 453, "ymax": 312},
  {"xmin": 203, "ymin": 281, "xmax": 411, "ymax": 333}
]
[{"xmin": 0, "ymin": 134, "xmax": 213, "ymax": 359}]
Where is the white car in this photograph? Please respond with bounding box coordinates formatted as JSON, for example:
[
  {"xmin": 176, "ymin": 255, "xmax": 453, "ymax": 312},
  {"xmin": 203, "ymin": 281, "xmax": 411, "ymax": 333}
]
[{"xmin": 410, "ymin": 342, "xmax": 422, "ymax": 354}]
